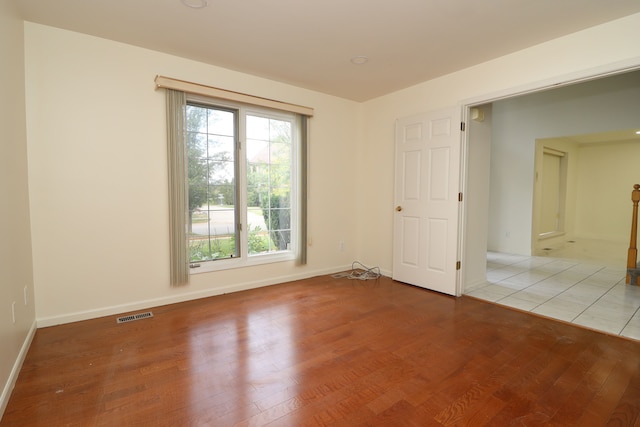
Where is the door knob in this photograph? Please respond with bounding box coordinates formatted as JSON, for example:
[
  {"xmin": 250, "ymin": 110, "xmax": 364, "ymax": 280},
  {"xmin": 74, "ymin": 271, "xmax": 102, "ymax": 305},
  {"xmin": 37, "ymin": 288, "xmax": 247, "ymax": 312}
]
[{"xmin": 396, "ymin": 206, "xmax": 403, "ymax": 212}]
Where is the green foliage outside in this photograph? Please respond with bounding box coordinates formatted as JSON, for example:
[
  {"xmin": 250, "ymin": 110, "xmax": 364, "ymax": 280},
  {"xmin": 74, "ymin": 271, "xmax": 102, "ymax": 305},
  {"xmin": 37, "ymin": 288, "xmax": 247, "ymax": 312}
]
[
  {"xmin": 185, "ymin": 106, "xmax": 293, "ymax": 262},
  {"xmin": 189, "ymin": 225, "xmax": 273, "ymax": 261},
  {"xmin": 249, "ymin": 118, "xmax": 293, "ymax": 253},
  {"xmin": 260, "ymin": 193, "xmax": 291, "ymax": 251}
]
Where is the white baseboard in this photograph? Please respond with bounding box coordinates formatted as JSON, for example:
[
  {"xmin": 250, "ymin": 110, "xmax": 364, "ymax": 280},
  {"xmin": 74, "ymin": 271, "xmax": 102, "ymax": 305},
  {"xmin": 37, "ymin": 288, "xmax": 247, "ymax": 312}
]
[
  {"xmin": 0, "ymin": 319, "xmax": 37, "ymax": 421},
  {"xmin": 2, "ymin": 262, "xmax": 388, "ymax": 419},
  {"xmin": 463, "ymin": 278, "xmax": 490, "ymax": 292},
  {"xmin": 36, "ymin": 265, "xmax": 355, "ymax": 328}
]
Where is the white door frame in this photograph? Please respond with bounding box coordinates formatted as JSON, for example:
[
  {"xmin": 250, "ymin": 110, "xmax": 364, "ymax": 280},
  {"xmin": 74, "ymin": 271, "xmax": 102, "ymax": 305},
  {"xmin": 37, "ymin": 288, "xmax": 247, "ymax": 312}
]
[{"xmin": 458, "ymin": 58, "xmax": 640, "ymax": 294}]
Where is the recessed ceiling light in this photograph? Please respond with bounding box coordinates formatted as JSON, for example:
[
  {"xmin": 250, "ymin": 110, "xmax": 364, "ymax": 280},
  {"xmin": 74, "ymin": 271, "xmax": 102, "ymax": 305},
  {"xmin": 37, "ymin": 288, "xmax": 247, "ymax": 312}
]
[
  {"xmin": 181, "ymin": 0, "xmax": 208, "ymax": 8},
  {"xmin": 350, "ymin": 56, "xmax": 369, "ymax": 65},
  {"xmin": 636, "ymin": 130, "xmax": 640, "ymax": 135}
]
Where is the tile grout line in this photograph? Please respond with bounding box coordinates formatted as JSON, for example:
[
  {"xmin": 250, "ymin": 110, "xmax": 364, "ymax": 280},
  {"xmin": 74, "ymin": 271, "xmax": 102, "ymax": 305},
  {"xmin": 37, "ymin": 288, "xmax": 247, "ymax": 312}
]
[
  {"xmin": 619, "ymin": 305, "xmax": 640, "ymax": 336},
  {"xmin": 493, "ymin": 257, "xmax": 585, "ymax": 310},
  {"xmin": 482, "ymin": 254, "xmax": 636, "ymax": 337}
]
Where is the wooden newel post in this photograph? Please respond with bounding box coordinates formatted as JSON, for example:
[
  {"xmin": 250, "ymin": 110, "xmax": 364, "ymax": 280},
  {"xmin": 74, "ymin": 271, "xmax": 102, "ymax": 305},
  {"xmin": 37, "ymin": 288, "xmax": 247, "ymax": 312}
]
[{"xmin": 627, "ymin": 184, "xmax": 640, "ymax": 285}]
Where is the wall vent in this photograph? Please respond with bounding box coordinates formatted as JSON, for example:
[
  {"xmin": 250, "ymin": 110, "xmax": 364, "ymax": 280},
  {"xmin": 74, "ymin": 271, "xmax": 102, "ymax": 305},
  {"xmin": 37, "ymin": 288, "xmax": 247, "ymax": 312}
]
[{"xmin": 116, "ymin": 311, "xmax": 153, "ymax": 324}]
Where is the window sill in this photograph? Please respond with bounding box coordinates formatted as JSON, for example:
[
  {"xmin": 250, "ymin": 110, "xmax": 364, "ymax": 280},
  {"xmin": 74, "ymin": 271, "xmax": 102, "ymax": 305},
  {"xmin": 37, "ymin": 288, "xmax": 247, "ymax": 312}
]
[{"xmin": 189, "ymin": 251, "xmax": 296, "ymax": 274}]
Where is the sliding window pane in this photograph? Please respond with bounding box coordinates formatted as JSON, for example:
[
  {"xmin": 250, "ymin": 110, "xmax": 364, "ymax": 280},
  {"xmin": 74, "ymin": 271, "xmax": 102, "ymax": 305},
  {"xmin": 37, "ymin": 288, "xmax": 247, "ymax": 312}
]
[{"xmin": 187, "ymin": 104, "xmax": 238, "ymax": 262}]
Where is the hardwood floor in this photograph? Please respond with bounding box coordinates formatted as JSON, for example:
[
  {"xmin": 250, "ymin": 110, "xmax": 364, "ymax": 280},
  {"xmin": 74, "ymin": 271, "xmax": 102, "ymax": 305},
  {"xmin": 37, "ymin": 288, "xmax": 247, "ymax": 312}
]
[{"xmin": 3, "ymin": 275, "xmax": 640, "ymax": 426}]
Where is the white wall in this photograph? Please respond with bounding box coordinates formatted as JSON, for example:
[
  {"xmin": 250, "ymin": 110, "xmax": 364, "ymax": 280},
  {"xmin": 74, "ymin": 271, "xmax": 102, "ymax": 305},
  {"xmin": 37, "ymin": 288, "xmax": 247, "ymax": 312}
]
[
  {"xmin": 0, "ymin": 1, "xmax": 37, "ymax": 417},
  {"xmin": 488, "ymin": 70, "xmax": 640, "ymax": 254},
  {"xmin": 464, "ymin": 105, "xmax": 493, "ymax": 287},
  {"xmin": 358, "ymin": 13, "xmax": 640, "ymax": 275},
  {"xmin": 24, "ymin": 23, "xmax": 361, "ymax": 325}
]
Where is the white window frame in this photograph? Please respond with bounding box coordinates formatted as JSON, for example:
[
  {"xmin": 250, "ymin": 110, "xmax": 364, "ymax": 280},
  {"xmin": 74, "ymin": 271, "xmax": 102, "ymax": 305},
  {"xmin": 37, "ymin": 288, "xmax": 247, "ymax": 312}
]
[{"xmin": 186, "ymin": 94, "xmax": 300, "ymax": 274}]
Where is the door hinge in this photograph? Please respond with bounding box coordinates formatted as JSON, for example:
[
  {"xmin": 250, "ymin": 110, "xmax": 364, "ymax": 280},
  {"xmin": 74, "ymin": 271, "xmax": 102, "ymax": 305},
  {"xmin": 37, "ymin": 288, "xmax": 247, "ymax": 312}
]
[
  {"xmin": 458, "ymin": 192, "xmax": 463, "ymax": 202},
  {"xmin": 238, "ymin": 223, "xmax": 242, "ymax": 231},
  {"xmin": 460, "ymin": 122, "xmax": 466, "ymax": 131},
  {"xmin": 456, "ymin": 261, "xmax": 461, "ymax": 270}
]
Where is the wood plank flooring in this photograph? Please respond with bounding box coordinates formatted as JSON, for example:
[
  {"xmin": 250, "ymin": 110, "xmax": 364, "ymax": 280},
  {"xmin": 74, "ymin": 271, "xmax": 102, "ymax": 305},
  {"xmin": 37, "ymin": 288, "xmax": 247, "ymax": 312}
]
[{"xmin": 2, "ymin": 275, "xmax": 640, "ymax": 426}]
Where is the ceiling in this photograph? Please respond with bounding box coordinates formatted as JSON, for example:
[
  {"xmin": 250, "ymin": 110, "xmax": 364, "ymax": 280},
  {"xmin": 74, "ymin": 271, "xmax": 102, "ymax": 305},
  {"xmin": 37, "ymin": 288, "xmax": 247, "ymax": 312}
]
[
  {"xmin": 14, "ymin": 0, "xmax": 640, "ymax": 102},
  {"xmin": 561, "ymin": 128, "xmax": 640, "ymax": 145}
]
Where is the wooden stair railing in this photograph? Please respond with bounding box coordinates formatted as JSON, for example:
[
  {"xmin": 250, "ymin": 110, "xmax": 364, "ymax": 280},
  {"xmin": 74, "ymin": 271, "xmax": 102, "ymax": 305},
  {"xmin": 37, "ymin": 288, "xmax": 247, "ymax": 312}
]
[{"xmin": 626, "ymin": 184, "xmax": 640, "ymax": 285}]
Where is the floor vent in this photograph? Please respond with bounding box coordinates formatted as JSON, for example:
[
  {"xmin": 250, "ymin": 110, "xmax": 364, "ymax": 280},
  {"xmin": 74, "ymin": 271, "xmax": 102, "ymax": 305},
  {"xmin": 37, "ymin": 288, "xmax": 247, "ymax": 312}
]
[{"xmin": 116, "ymin": 311, "xmax": 153, "ymax": 324}]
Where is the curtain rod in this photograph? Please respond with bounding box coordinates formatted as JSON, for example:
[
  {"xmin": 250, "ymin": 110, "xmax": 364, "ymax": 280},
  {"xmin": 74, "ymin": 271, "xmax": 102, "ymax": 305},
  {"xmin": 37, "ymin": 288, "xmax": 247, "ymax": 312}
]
[{"xmin": 154, "ymin": 75, "xmax": 314, "ymax": 117}]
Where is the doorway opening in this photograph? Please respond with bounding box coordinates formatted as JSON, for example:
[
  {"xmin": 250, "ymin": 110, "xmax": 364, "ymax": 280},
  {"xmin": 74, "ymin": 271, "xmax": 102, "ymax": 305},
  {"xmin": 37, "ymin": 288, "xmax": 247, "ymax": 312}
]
[
  {"xmin": 460, "ymin": 68, "xmax": 640, "ymax": 338},
  {"xmin": 463, "ymin": 68, "xmax": 640, "ymax": 289}
]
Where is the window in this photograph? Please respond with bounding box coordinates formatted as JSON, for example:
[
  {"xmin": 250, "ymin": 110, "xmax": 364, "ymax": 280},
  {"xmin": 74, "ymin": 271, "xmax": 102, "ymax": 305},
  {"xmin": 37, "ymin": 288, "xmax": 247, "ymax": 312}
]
[
  {"xmin": 158, "ymin": 76, "xmax": 311, "ymax": 284},
  {"xmin": 185, "ymin": 98, "xmax": 300, "ymax": 271}
]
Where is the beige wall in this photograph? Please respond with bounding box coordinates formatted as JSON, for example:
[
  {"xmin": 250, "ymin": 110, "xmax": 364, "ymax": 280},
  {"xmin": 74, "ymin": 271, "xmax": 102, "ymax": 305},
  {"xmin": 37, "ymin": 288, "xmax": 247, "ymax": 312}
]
[
  {"xmin": 3, "ymin": 8, "xmax": 640, "ymax": 418},
  {"xmin": 24, "ymin": 23, "xmax": 361, "ymax": 325},
  {"xmin": 358, "ymin": 13, "xmax": 640, "ymax": 274},
  {"xmin": 575, "ymin": 140, "xmax": 640, "ymax": 242},
  {"xmin": 21, "ymin": 13, "xmax": 640, "ymax": 325},
  {"xmin": 0, "ymin": 0, "xmax": 37, "ymax": 416}
]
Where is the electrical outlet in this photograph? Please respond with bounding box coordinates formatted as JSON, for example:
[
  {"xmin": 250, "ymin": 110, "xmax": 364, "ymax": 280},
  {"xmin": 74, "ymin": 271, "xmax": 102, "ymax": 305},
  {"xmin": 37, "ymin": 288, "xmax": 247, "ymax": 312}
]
[
  {"xmin": 339, "ymin": 241, "xmax": 344, "ymax": 252},
  {"xmin": 12, "ymin": 301, "xmax": 16, "ymax": 324}
]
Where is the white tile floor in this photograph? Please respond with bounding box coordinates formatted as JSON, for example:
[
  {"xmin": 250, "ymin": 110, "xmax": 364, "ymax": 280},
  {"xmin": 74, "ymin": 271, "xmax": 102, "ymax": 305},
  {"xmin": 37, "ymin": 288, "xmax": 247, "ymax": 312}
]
[{"xmin": 465, "ymin": 251, "xmax": 640, "ymax": 340}]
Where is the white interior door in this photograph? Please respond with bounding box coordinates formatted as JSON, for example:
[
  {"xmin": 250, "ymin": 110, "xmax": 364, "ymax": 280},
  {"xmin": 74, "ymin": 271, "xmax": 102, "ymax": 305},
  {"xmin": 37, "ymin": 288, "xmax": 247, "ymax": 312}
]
[{"xmin": 392, "ymin": 107, "xmax": 461, "ymax": 296}]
